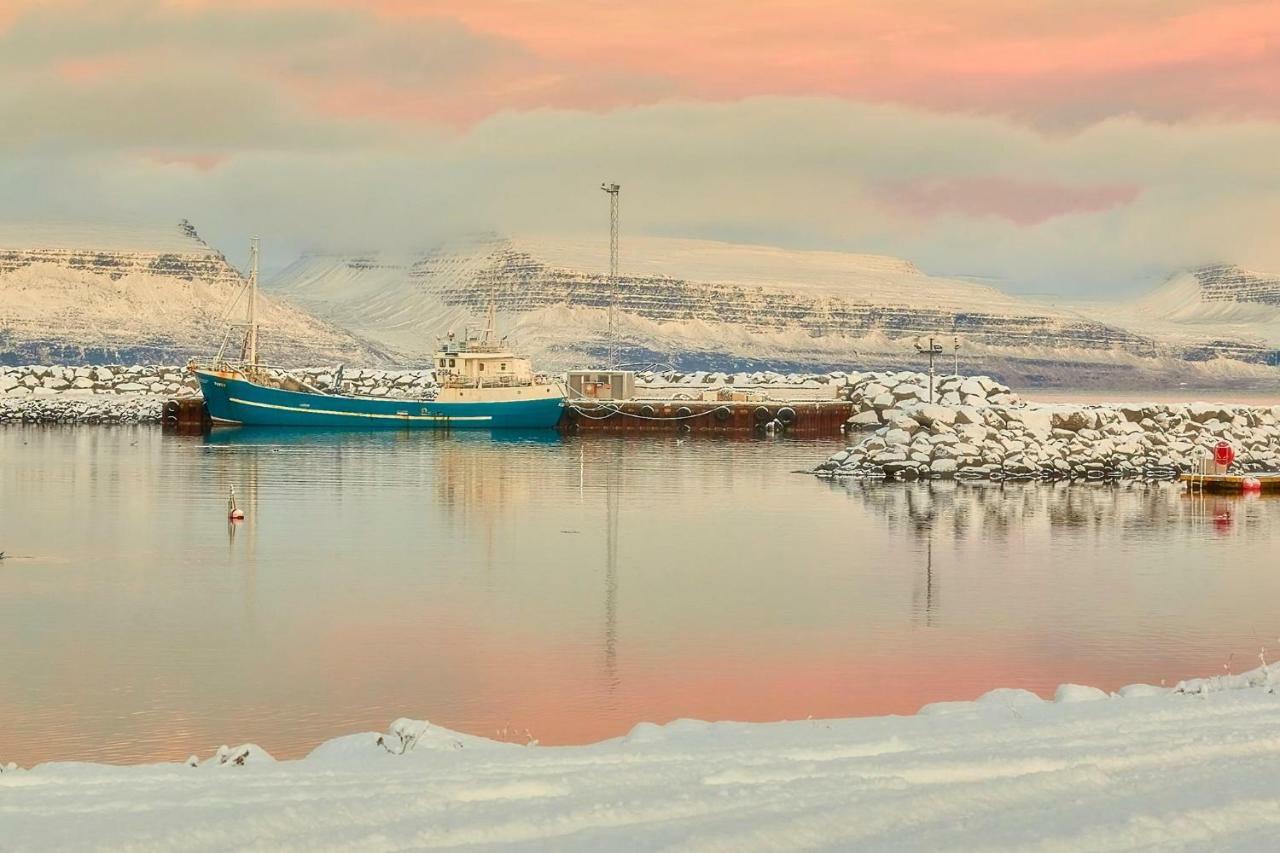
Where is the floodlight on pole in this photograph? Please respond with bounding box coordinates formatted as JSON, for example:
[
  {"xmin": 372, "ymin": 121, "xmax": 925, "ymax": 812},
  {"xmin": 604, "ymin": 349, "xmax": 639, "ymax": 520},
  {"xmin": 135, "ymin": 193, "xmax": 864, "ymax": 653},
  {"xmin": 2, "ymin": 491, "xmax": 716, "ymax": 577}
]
[
  {"xmin": 913, "ymin": 335, "xmax": 945, "ymax": 403},
  {"xmin": 600, "ymin": 182, "xmax": 620, "ymax": 369}
]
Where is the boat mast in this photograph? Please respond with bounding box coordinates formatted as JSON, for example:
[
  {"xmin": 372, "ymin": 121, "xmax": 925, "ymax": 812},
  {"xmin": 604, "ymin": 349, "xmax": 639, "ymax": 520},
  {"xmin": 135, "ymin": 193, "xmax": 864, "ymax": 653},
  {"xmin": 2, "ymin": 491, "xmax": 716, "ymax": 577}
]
[
  {"xmin": 246, "ymin": 236, "xmax": 260, "ymax": 367},
  {"xmin": 482, "ymin": 298, "xmax": 497, "ymax": 348}
]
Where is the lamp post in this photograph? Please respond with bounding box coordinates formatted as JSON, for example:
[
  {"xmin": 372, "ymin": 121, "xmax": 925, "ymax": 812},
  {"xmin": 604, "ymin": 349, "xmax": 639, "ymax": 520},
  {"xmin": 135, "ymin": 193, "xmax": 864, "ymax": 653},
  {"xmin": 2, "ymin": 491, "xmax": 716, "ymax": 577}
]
[
  {"xmin": 600, "ymin": 182, "xmax": 620, "ymax": 369},
  {"xmin": 914, "ymin": 336, "xmax": 944, "ymax": 403}
]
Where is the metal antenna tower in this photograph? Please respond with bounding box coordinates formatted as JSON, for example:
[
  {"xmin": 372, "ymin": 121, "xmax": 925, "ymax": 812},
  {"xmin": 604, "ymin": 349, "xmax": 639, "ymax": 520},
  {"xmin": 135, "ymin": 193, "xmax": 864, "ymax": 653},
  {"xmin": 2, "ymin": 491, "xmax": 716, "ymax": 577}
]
[{"xmin": 600, "ymin": 182, "xmax": 620, "ymax": 368}]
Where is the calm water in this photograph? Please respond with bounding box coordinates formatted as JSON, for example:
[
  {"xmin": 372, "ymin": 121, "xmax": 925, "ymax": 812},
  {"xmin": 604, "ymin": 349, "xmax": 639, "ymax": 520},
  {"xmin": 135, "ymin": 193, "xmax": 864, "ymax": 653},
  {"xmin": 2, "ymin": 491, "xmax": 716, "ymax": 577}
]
[{"xmin": 2, "ymin": 426, "xmax": 1279, "ymax": 767}]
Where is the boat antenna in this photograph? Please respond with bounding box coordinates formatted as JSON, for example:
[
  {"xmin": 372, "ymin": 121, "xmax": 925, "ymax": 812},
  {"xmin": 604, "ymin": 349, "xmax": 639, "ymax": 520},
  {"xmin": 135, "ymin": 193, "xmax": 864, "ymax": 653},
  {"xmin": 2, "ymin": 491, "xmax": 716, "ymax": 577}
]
[
  {"xmin": 246, "ymin": 236, "xmax": 260, "ymax": 367},
  {"xmin": 483, "ymin": 297, "xmax": 497, "ymax": 348}
]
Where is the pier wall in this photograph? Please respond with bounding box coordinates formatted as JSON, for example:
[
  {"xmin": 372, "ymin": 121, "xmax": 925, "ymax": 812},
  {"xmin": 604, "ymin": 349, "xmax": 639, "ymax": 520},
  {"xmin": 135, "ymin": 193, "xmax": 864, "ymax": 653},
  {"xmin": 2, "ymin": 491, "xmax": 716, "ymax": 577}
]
[{"xmin": 564, "ymin": 400, "xmax": 853, "ymax": 436}]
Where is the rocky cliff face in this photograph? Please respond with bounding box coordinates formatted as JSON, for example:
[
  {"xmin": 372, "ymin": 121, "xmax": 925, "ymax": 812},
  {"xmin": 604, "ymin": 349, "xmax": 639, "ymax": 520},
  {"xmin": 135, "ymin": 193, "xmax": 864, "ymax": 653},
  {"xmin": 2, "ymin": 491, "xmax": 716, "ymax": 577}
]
[
  {"xmin": 0, "ymin": 221, "xmax": 390, "ymax": 366},
  {"xmin": 1194, "ymin": 265, "xmax": 1280, "ymax": 306},
  {"xmin": 270, "ymin": 236, "xmax": 1177, "ymax": 378},
  {"xmin": 271, "ymin": 235, "xmax": 1280, "ymax": 386}
]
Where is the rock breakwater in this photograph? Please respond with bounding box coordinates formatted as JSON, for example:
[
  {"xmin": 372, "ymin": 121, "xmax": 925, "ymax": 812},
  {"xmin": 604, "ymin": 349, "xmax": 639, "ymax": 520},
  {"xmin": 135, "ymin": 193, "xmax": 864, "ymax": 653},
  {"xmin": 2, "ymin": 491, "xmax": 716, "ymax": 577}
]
[
  {"xmin": 1, "ymin": 396, "xmax": 165, "ymax": 424},
  {"xmin": 0, "ymin": 365, "xmax": 440, "ymax": 424},
  {"xmin": 838, "ymin": 371, "xmax": 1020, "ymax": 427},
  {"xmin": 817, "ymin": 398, "xmax": 1280, "ymax": 482}
]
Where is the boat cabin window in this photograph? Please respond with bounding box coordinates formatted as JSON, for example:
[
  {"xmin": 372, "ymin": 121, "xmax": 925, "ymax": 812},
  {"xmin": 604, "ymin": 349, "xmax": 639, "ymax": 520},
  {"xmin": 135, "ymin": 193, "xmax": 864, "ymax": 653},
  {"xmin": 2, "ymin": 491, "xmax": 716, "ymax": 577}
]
[
  {"xmin": 449, "ymin": 359, "xmax": 456, "ymax": 367},
  {"xmin": 478, "ymin": 363, "xmax": 485, "ymax": 371},
  {"xmin": 501, "ymin": 363, "xmax": 507, "ymax": 371},
  {"xmin": 438, "ymin": 359, "xmax": 446, "ymax": 368}
]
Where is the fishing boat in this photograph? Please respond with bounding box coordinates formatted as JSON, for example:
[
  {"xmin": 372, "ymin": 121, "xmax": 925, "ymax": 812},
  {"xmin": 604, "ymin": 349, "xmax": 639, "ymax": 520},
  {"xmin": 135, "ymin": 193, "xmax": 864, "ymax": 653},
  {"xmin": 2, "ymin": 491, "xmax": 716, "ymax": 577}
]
[{"xmin": 188, "ymin": 238, "xmax": 565, "ymax": 429}]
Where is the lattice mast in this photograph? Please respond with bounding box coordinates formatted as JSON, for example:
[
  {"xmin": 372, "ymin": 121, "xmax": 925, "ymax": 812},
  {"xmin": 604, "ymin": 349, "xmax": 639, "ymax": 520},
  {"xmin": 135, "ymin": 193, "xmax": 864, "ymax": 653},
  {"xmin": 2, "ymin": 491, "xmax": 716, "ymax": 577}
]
[{"xmin": 600, "ymin": 182, "xmax": 620, "ymax": 368}]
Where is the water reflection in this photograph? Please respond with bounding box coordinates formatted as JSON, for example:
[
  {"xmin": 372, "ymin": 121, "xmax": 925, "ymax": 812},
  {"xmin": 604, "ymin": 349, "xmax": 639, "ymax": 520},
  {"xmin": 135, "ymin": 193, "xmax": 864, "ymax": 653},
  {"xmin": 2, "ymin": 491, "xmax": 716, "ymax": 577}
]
[
  {"xmin": 3, "ymin": 426, "xmax": 1280, "ymax": 768},
  {"xmin": 836, "ymin": 478, "xmax": 1278, "ymax": 543}
]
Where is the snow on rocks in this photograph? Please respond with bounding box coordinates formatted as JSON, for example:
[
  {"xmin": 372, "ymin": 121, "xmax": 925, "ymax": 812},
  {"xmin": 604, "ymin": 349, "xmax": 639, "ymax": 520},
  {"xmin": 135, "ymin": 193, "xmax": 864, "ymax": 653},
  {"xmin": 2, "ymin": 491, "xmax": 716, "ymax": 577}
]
[
  {"xmin": 0, "ymin": 364, "xmax": 199, "ymax": 399},
  {"xmin": 0, "ymin": 396, "xmax": 164, "ymax": 425},
  {"xmin": 636, "ymin": 369, "xmax": 849, "ymax": 388},
  {"xmin": 1174, "ymin": 660, "xmax": 1280, "ymax": 696},
  {"xmin": 191, "ymin": 744, "xmax": 276, "ymax": 768},
  {"xmin": 0, "ymin": 364, "xmax": 440, "ymax": 423},
  {"xmin": 841, "ymin": 371, "xmax": 1020, "ymax": 430},
  {"xmin": 817, "ymin": 399, "xmax": 1280, "ymax": 482}
]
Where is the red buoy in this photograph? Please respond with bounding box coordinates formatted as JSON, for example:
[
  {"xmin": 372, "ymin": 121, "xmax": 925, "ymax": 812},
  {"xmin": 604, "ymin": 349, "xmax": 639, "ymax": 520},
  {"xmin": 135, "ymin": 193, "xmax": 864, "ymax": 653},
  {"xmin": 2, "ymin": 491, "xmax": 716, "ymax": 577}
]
[
  {"xmin": 1214, "ymin": 441, "xmax": 1235, "ymax": 468},
  {"xmin": 1242, "ymin": 476, "xmax": 1262, "ymax": 494}
]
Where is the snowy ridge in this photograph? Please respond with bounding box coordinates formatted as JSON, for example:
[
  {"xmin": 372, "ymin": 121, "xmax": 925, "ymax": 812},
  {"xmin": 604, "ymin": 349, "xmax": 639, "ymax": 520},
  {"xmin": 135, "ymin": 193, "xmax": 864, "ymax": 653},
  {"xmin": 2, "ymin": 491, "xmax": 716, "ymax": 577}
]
[
  {"xmin": 0, "ymin": 221, "xmax": 391, "ymax": 365},
  {"xmin": 271, "ymin": 235, "xmax": 1165, "ymax": 375},
  {"xmin": 1096, "ymin": 264, "xmax": 1280, "ymax": 354},
  {"xmin": 4, "ymin": 666, "xmax": 1280, "ymax": 850}
]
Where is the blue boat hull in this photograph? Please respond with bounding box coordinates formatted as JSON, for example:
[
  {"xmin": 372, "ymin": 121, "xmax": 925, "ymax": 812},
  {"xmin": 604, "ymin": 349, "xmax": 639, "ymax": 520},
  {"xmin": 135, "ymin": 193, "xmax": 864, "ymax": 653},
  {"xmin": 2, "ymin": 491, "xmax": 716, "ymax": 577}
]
[{"xmin": 195, "ymin": 371, "xmax": 565, "ymax": 429}]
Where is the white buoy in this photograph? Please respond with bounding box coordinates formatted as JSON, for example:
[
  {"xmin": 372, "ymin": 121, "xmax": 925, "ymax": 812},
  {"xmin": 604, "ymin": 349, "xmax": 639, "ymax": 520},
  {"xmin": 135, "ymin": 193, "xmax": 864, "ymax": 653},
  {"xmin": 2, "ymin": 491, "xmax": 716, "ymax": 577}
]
[{"xmin": 228, "ymin": 486, "xmax": 245, "ymax": 521}]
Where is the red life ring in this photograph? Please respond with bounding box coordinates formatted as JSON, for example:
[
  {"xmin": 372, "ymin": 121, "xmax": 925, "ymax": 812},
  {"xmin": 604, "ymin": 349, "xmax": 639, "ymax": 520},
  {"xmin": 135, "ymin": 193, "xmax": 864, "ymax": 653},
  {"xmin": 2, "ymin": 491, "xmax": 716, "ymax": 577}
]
[{"xmin": 1214, "ymin": 441, "xmax": 1235, "ymax": 468}]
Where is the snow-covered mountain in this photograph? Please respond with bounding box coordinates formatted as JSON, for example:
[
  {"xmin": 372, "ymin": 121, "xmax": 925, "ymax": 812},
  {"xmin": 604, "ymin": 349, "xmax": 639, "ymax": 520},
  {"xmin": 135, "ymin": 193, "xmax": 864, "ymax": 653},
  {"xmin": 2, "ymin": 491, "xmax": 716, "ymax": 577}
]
[
  {"xmin": 0, "ymin": 221, "xmax": 390, "ymax": 366},
  {"xmin": 270, "ymin": 234, "xmax": 1280, "ymax": 386},
  {"xmin": 1083, "ymin": 264, "xmax": 1280, "ymax": 366},
  {"xmin": 270, "ymin": 235, "xmax": 1166, "ymax": 377}
]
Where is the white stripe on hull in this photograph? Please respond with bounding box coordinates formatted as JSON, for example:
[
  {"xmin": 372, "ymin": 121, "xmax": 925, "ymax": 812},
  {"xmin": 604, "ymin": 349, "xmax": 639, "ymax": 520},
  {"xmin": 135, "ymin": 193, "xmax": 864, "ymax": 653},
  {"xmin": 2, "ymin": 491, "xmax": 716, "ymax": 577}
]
[{"xmin": 228, "ymin": 397, "xmax": 494, "ymax": 422}]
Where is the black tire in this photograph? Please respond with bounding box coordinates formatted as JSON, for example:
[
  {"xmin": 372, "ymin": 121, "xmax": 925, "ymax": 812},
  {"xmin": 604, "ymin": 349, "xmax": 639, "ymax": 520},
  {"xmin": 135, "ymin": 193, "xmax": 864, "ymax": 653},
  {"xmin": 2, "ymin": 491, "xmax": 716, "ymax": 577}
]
[
  {"xmin": 640, "ymin": 404, "xmax": 656, "ymax": 418},
  {"xmin": 675, "ymin": 406, "xmax": 693, "ymax": 419},
  {"xmin": 714, "ymin": 406, "xmax": 731, "ymax": 422},
  {"xmin": 776, "ymin": 406, "xmax": 796, "ymax": 424},
  {"xmin": 753, "ymin": 406, "xmax": 771, "ymax": 423}
]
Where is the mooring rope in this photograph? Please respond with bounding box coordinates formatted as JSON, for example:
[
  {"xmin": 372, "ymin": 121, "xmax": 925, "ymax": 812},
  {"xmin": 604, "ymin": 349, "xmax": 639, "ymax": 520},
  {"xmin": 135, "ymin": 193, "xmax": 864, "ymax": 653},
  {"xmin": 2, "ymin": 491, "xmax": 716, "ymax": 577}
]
[{"xmin": 566, "ymin": 402, "xmax": 734, "ymax": 422}]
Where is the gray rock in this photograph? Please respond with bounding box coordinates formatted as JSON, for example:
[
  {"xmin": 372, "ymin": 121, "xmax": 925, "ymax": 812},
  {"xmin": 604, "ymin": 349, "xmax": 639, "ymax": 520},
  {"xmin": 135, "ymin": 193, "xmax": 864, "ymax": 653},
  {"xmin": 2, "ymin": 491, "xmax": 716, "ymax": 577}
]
[
  {"xmin": 930, "ymin": 458, "xmax": 958, "ymax": 476},
  {"xmin": 884, "ymin": 428, "xmax": 912, "ymax": 446},
  {"xmin": 846, "ymin": 411, "xmax": 881, "ymax": 429},
  {"xmin": 913, "ymin": 404, "xmax": 957, "ymax": 427}
]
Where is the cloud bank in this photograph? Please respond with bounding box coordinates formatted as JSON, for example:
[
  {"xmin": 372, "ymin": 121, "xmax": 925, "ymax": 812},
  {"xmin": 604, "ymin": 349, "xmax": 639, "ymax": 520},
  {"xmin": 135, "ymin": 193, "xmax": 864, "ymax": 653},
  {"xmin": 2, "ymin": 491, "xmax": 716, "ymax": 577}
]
[{"xmin": 0, "ymin": 0, "xmax": 1277, "ymax": 294}]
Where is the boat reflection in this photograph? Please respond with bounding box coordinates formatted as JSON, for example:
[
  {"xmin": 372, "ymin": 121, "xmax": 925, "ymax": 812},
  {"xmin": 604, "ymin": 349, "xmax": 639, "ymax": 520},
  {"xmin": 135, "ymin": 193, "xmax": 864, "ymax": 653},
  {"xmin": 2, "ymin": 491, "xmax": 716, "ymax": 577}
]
[{"xmin": 203, "ymin": 425, "xmax": 565, "ymax": 448}]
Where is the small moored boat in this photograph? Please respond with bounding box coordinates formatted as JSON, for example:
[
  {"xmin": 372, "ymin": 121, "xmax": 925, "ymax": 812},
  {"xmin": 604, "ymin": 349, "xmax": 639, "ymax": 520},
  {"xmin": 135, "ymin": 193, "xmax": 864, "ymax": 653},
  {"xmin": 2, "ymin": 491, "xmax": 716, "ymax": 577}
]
[{"xmin": 189, "ymin": 238, "xmax": 565, "ymax": 429}]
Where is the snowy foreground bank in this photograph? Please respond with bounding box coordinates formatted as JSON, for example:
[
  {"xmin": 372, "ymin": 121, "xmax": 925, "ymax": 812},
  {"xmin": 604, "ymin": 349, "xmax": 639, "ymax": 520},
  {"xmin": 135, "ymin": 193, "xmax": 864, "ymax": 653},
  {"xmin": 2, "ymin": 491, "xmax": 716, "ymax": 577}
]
[{"xmin": 4, "ymin": 668, "xmax": 1280, "ymax": 851}]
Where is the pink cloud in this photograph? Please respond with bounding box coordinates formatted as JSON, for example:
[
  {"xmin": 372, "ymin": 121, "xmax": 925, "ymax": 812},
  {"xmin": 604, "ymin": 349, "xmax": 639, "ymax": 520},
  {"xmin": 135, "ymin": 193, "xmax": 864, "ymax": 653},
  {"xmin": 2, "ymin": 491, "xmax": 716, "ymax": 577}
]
[
  {"xmin": 879, "ymin": 177, "xmax": 1142, "ymax": 226},
  {"xmin": 6, "ymin": 1, "xmax": 1280, "ymax": 128},
  {"xmin": 369, "ymin": 0, "xmax": 1280, "ymax": 124}
]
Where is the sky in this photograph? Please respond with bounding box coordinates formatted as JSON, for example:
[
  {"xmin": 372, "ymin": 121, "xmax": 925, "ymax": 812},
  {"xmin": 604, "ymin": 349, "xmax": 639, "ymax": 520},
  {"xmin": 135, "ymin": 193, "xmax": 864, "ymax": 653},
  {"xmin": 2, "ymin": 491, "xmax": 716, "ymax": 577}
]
[{"xmin": 0, "ymin": 0, "xmax": 1278, "ymax": 295}]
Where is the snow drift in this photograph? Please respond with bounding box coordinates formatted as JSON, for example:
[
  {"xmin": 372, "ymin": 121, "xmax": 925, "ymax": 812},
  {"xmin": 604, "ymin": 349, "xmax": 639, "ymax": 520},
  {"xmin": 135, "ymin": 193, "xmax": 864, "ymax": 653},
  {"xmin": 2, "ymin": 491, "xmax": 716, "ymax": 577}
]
[{"xmin": 3, "ymin": 665, "xmax": 1279, "ymax": 850}]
